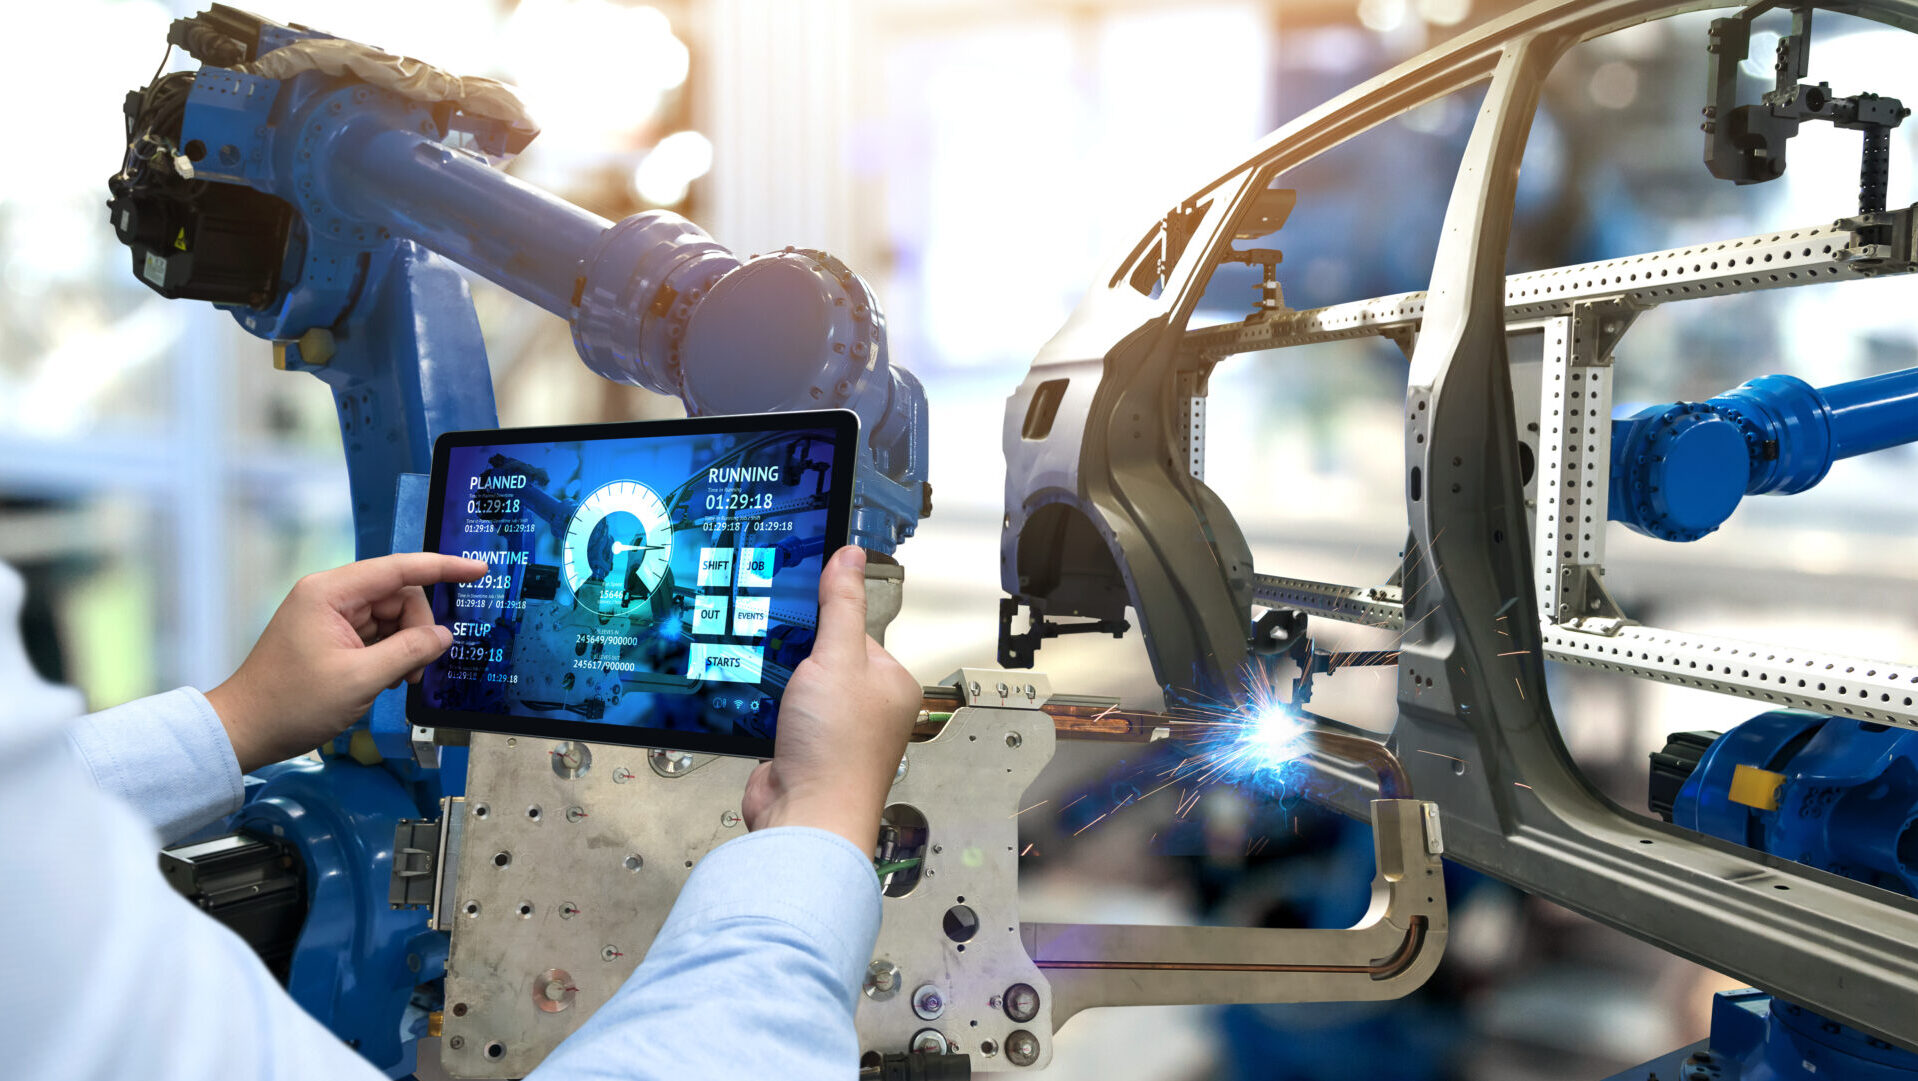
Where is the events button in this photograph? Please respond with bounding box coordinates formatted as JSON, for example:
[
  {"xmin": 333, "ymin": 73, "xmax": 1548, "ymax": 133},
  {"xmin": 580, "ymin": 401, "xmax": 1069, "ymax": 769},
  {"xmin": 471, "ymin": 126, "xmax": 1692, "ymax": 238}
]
[{"xmin": 732, "ymin": 596, "xmax": 770, "ymax": 637}]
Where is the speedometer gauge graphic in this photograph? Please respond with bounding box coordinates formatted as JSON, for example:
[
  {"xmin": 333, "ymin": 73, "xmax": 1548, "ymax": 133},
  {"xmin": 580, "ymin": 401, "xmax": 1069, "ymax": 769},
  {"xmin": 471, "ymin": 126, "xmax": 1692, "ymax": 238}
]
[{"xmin": 563, "ymin": 480, "xmax": 674, "ymax": 619}]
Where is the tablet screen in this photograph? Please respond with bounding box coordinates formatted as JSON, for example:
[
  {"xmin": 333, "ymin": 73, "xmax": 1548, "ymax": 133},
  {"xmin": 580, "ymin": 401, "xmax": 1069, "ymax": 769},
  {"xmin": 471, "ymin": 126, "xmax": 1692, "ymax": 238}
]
[{"xmin": 409, "ymin": 411, "xmax": 858, "ymax": 758}]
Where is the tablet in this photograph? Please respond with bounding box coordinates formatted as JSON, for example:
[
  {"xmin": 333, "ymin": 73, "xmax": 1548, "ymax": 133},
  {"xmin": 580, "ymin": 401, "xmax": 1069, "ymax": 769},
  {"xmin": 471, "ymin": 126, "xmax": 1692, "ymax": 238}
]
[{"xmin": 408, "ymin": 410, "xmax": 859, "ymax": 758}]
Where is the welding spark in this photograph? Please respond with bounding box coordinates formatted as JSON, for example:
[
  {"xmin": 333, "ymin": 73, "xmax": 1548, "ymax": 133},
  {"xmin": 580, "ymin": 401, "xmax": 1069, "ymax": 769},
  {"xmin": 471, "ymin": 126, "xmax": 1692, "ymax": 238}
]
[
  {"xmin": 1145, "ymin": 664, "xmax": 1323, "ymax": 816},
  {"xmin": 1072, "ymin": 811, "xmax": 1110, "ymax": 837},
  {"xmin": 1053, "ymin": 663, "xmax": 1355, "ymax": 847},
  {"xmin": 1235, "ymin": 705, "xmax": 1309, "ymax": 777}
]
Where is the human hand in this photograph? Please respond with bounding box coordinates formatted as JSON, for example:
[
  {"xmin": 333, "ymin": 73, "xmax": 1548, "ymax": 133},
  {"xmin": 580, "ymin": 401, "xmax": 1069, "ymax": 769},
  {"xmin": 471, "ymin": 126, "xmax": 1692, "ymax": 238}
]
[
  {"xmin": 205, "ymin": 553, "xmax": 487, "ymax": 772},
  {"xmin": 741, "ymin": 546, "xmax": 921, "ymax": 853}
]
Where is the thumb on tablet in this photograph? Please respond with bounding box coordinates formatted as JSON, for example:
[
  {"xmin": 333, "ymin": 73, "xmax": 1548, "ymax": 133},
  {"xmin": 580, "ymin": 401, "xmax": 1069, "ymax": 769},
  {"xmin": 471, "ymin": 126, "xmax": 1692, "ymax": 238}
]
[{"xmin": 812, "ymin": 545, "xmax": 869, "ymax": 662}]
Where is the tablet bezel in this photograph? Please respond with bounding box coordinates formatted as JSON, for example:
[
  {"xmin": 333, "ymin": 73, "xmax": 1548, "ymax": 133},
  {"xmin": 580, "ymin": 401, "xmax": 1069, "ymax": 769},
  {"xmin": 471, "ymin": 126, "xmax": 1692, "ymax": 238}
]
[{"xmin": 406, "ymin": 409, "xmax": 860, "ymax": 758}]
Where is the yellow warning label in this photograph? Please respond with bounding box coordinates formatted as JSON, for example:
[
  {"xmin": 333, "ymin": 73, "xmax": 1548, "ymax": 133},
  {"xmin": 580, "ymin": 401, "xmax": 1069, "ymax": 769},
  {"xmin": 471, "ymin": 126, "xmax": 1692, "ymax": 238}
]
[
  {"xmin": 1729, "ymin": 763, "xmax": 1785, "ymax": 811},
  {"xmin": 173, "ymin": 228, "xmax": 188, "ymax": 251}
]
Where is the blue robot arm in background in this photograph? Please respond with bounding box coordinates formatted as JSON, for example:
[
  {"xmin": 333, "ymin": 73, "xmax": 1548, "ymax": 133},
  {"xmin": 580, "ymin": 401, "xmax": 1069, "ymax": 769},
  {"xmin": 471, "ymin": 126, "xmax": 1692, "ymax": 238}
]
[
  {"xmin": 1609, "ymin": 366, "xmax": 1918, "ymax": 541},
  {"xmin": 106, "ymin": 7, "xmax": 927, "ymax": 1076}
]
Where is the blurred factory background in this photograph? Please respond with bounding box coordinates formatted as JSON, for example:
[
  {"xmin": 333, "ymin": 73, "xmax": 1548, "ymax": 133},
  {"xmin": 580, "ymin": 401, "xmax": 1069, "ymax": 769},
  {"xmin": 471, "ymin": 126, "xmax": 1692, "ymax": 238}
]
[{"xmin": 5, "ymin": 1, "xmax": 1916, "ymax": 1078}]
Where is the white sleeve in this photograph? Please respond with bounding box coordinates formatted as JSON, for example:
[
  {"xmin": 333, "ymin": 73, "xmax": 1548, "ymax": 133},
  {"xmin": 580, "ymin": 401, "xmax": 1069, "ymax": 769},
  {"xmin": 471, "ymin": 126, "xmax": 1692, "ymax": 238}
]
[
  {"xmin": 527, "ymin": 827, "xmax": 883, "ymax": 1081},
  {"xmin": 66, "ymin": 686, "xmax": 245, "ymax": 843},
  {"xmin": 0, "ymin": 718, "xmax": 386, "ymax": 1081}
]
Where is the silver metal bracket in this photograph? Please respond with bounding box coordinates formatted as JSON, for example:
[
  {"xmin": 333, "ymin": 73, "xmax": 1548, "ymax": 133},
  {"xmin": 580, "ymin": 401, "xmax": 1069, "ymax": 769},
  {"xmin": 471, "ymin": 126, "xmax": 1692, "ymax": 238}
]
[
  {"xmin": 1571, "ymin": 299, "xmax": 1636, "ymax": 364},
  {"xmin": 1421, "ymin": 800, "xmax": 1445, "ymax": 856},
  {"xmin": 1560, "ymin": 565, "xmax": 1628, "ymax": 625},
  {"xmin": 390, "ymin": 819, "xmax": 440, "ymax": 909},
  {"xmin": 1833, "ymin": 205, "xmax": 1915, "ymax": 272},
  {"xmin": 410, "ymin": 725, "xmax": 441, "ymax": 769},
  {"xmin": 942, "ymin": 668, "xmax": 1052, "ymax": 710},
  {"xmin": 389, "ymin": 796, "xmax": 463, "ymax": 919}
]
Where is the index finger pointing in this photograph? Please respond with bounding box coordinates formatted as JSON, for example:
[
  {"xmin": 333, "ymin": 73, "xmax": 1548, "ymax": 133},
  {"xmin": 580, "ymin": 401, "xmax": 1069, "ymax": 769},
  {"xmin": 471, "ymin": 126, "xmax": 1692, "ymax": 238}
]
[
  {"xmin": 311, "ymin": 553, "xmax": 489, "ymax": 606},
  {"xmin": 811, "ymin": 546, "xmax": 869, "ymax": 665}
]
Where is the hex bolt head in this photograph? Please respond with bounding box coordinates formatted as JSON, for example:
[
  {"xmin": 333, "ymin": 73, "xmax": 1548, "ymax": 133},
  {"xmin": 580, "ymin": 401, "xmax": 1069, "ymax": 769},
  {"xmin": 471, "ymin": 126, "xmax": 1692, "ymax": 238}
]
[
  {"xmin": 1003, "ymin": 982, "xmax": 1041, "ymax": 1022},
  {"xmin": 910, "ymin": 1028, "xmax": 949, "ymax": 1055},
  {"xmin": 1005, "ymin": 1029, "xmax": 1040, "ymax": 1066},
  {"xmin": 912, "ymin": 983, "xmax": 946, "ymax": 1020}
]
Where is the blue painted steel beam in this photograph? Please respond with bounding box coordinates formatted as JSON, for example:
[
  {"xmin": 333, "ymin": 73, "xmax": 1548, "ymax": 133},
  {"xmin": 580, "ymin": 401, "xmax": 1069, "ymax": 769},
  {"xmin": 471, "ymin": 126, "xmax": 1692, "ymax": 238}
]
[{"xmin": 1610, "ymin": 366, "xmax": 1918, "ymax": 541}]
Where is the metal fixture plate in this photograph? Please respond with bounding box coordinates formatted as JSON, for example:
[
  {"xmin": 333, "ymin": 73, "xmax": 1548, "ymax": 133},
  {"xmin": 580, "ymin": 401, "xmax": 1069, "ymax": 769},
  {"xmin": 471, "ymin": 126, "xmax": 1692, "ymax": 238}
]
[
  {"xmin": 442, "ymin": 687, "xmax": 1056, "ymax": 1075},
  {"xmin": 867, "ymin": 699, "xmax": 1055, "ymax": 1069},
  {"xmin": 440, "ymin": 737, "xmax": 756, "ymax": 1077}
]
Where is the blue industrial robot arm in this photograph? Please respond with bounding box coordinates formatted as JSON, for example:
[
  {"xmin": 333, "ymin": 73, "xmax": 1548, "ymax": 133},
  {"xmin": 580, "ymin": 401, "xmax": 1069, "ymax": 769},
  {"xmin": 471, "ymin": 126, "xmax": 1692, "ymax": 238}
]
[
  {"xmin": 1609, "ymin": 365, "xmax": 1918, "ymax": 541},
  {"xmin": 118, "ymin": 11, "xmax": 929, "ymax": 557},
  {"xmin": 1642, "ymin": 711, "xmax": 1918, "ymax": 1078},
  {"xmin": 304, "ymin": 97, "xmax": 931, "ymax": 550}
]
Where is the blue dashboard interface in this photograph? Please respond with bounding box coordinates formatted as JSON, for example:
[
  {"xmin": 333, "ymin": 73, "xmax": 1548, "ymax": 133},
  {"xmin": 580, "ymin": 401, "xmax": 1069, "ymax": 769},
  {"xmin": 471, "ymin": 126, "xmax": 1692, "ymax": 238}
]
[{"xmin": 418, "ymin": 423, "xmax": 843, "ymax": 742}]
